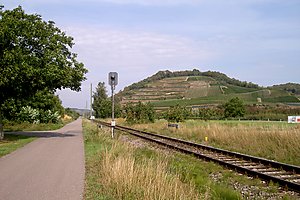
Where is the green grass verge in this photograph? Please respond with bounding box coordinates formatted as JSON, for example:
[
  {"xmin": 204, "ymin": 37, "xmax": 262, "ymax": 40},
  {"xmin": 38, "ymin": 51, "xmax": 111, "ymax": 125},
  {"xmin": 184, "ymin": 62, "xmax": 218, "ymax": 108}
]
[
  {"xmin": 3, "ymin": 119, "xmax": 73, "ymax": 132},
  {"xmin": 83, "ymin": 120, "xmax": 298, "ymax": 199},
  {"xmin": 83, "ymin": 120, "xmax": 239, "ymax": 199},
  {"xmin": 0, "ymin": 134, "xmax": 36, "ymax": 157}
]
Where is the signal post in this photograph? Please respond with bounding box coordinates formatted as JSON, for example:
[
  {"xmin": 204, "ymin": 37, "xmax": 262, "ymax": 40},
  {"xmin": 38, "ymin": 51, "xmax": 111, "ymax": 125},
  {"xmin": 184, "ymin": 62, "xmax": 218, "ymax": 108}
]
[{"xmin": 108, "ymin": 72, "xmax": 118, "ymax": 138}]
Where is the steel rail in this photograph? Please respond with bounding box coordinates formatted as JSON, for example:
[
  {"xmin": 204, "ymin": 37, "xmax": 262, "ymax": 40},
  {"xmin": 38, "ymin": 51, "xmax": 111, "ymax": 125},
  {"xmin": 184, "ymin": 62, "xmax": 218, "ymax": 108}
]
[{"xmin": 94, "ymin": 120, "xmax": 300, "ymax": 192}]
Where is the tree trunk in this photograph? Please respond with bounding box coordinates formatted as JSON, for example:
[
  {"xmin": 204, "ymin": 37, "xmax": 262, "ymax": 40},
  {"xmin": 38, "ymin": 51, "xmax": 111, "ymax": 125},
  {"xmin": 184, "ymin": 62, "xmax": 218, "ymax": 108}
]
[{"xmin": 0, "ymin": 123, "xmax": 3, "ymax": 140}]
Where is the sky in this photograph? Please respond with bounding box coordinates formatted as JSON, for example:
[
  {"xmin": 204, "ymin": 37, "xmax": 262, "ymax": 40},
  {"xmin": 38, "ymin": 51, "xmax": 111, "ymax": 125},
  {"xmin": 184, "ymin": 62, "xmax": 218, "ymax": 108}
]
[{"xmin": 2, "ymin": 0, "xmax": 300, "ymax": 109}]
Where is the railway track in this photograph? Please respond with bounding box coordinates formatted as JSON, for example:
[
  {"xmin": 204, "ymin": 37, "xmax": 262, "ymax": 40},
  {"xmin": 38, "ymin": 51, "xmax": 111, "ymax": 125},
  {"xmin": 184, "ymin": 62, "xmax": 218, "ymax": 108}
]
[{"xmin": 93, "ymin": 120, "xmax": 300, "ymax": 192}]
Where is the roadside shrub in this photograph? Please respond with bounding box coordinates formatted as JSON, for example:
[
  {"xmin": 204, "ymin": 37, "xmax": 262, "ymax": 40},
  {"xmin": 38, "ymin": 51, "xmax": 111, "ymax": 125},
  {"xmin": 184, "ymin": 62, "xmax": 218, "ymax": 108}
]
[
  {"xmin": 18, "ymin": 106, "xmax": 40, "ymax": 124},
  {"xmin": 39, "ymin": 110, "xmax": 60, "ymax": 123},
  {"xmin": 17, "ymin": 106, "xmax": 61, "ymax": 124}
]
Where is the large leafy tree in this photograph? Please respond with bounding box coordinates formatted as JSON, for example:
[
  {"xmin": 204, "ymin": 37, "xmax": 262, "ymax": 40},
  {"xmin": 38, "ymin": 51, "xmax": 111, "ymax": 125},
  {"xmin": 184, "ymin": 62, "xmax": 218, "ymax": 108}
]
[{"xmin": 0, "ymin": 6, "xmax": 88, "ymax": 108}]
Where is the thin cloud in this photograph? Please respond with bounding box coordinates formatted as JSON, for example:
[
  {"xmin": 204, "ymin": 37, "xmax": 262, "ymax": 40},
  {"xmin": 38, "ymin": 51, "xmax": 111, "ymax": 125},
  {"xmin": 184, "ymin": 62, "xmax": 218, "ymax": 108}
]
[
  {"xmin": 56, "ymin": 25, "xmax": 216, "ymax": 108},
  {"xmin": 66, "ymin": 26, "xmax": 214, "ymax": 71}
]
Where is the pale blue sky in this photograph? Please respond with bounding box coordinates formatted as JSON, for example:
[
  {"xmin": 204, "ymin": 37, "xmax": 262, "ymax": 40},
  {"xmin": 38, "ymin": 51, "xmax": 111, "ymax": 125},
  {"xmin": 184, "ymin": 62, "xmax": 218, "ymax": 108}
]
[{"xmin": 2, "ymin": 0, "xmax": 300, "ymax": 108}]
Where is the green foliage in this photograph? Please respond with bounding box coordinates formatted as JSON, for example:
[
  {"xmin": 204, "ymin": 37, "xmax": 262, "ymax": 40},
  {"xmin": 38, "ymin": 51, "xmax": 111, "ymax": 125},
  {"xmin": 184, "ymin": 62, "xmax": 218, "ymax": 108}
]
[
  {"xmin": 245, "ymin": 105, "xmax": 300, "ymax": 121},
  {"xmin": 18, "ymin": 106, "xmax": 40, "ymax": 124},
  {"xmin": 64, "ymin": 108, "xmax": 80, "ymax": 119},
  {"xmin": 17, "ymin": 106, "xmax": 60, "ymax": 123},
  {"xmin": 223, "ymin": 97, "xmax": 245, "ymax": 118},
  {"xmin": 27, "ymin": 90, "xmax": 64, "ymax": 114},
  {"xmin": 92, "ymin": 82, "xmax": 120, "ymax": 118},
  {"xmin": 1, "ymin": 90, "xmax": 64, "ymax": 121},
  {"xmin": 164, "ymin": 104, "xmax": 190, "ymax": 122},
  {"xmin": 39, "ymin": 110, "xmax": 60, "ymax": 123},
  {"xmin": 96, "ymin": 99, "xmax": 112, "ymax": 118},
  {"xmin": 123, "ymin": 102, "xmax": 155, "ymax": 123},
  {"xmin": 0, "ymin": 6, "xmax": 87, "ymax": 109},
  {"xmin": 92, "ymin": 82, "xmax": 108, "ymax": 118},
  {"xmin": 191, "ymin": 104, "xmax": 300, "ymax": 121},
  {"xmin": 193, "ymin": 107, "xmax": 223, "ymax": 120}
]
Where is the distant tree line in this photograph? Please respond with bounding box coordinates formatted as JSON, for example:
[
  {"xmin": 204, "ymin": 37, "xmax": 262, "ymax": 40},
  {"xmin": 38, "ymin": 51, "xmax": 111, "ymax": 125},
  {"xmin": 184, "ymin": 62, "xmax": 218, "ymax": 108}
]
[
  {"xmin": 190, "ymin": 103, "xmax": 300, "ymax": 121},
  {"xmin": 162, "ymin": 97, "xmax": 246, "ymax": 122},
  {"xmin": 244, "ymin": 104, "xmax": 300, "ymax": 121},
  {"xmin": 201, "ymin": 71, "xmax": 260, "ymax": 89}
]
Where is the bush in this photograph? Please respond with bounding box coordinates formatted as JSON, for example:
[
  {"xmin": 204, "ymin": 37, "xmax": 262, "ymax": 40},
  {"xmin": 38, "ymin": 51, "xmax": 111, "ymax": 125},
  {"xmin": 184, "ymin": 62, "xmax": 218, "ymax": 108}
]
[
  {"xmin": 18, "ymin": 106, "xmax": 61, "ymax": 124},
  {"xmin": 39, "ymin": 110, "xmax": 60, "ymax": 123},
  {"xmin": 193, "ymin": 107, "xmax": 224, "ymax": 120},
  {"xmin": 164, "ymin": 104, "xmax": 190, "ymax": 122},
  {"xmin": 18, "ymin": 106, "xmax": 40, "ymax": 124},
  {"xmin": 223, "ymin": 97, "xmax": 245, "ymax": 118},
  {"xmin": 123, "ymin": 102, "xmax": 155, "ymax": 124}
]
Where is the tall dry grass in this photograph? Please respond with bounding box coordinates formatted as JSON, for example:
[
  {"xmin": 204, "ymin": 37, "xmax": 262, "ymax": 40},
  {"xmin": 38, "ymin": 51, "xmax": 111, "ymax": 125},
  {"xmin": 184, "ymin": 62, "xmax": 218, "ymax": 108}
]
[
  {"xmin": 99, "ymin": 144, "xmax": 201, "ymax": 200},
  {"xmin": 132, "ymin": 120, "xmax": 300, "ymax": 165}
]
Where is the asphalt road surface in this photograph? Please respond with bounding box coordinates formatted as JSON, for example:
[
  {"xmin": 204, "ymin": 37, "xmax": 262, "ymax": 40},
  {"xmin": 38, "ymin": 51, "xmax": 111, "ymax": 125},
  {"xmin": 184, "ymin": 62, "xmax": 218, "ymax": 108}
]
[{"xmin": 0, "ymin": 118, "xmax": 85, "ymax": 200}]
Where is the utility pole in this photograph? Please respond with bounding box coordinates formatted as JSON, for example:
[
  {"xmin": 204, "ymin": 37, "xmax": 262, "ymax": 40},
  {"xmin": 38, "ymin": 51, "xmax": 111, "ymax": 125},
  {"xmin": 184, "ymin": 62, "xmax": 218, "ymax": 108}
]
[
  {"xmin": 108, "ymin": 72, "xmax": 118, "ymax": 138},
  {"xmin": 90, "ymin": 83, "xmax": 93, "ymax": 119},
  {"xmin": 85, "ymin": 100, "xmax": 88, "ymax": 118}
]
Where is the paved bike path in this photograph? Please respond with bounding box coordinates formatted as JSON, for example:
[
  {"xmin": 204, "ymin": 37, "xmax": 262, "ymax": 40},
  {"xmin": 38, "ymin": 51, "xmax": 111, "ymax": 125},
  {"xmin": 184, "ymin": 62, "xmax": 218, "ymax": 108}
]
[{"xmin": 0, "ymin": 118, "xmax": 85, "ymax": 200}]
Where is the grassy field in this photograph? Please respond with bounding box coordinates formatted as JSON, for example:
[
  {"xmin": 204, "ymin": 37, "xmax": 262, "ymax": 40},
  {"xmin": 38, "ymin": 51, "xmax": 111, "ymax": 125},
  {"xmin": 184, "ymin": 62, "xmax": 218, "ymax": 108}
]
[
  {"xmin": 127, "ymin": 119, "xmax": 300, "ymax": 166},
  {"xmin": 0, "ymin": 134, "xmax": 36, "ymax": 157},
  {"xmin": 84, "ymin": 119, "xmax": 298, "ymax": 199}
]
